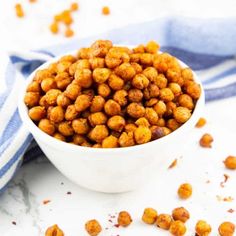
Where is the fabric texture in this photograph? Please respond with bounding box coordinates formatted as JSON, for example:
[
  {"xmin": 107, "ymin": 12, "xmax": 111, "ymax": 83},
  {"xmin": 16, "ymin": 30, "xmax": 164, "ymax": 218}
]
[{"xmin": 1, "ymin": 16, "xmax": 236, "ymax": 192}]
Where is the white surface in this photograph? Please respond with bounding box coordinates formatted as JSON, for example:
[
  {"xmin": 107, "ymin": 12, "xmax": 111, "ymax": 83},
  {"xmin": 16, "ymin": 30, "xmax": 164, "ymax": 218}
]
[{"xmin": 1, "ymin": 0, "xmax": 236, "ymax": 235}]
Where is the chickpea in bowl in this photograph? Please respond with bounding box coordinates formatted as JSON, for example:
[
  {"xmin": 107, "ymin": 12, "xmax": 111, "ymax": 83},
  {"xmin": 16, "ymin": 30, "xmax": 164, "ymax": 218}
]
[{"xmin": 19, "ymin": 40, "xmax": 204, "ymax": 193}]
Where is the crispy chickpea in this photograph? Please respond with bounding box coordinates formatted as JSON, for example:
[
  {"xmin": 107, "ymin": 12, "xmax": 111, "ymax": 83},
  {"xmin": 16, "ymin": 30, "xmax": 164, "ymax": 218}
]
[
  {"xmin": 64, "ymin": 84, "xmax": 81, "ymax": 100},
  {"xmin": 93, "ymin": 68, "xmax": 111, "ymax": 84},
  {"xmin": 53, "ymin": 133, "xmax": 66, "ymax": 142},
  {"xmin": 107, "ymin": 115, "xmax": 125, "ymax": 132},
  {"xmin": 199, "ymin": 133, "xmax": 213, "ymax": 148},
  {"xmin": 45, "ymin": 89, "xmax": 62, "ymax": 106},
  {"xmin": 90, "ymin": 40, "xmax": 112, "ymax": 58},
  {"xmin": 186, "ymin": 82, "xmax": 201, "ymax": 99},
  {"xmin": 130, "ymin": 53, "xmax": 140, "ymax": 63},
  {"xmin": 74, "ymin": 59, "xmax": 91, "ymax": 71},
  {"xmin": 126, "ymin": 102, "xmax": 145, "ymax": 119},
  {"xmin": 169, "ymin": 83, "xmax": 182, "ymax": 97},
  {"xmin": 93, "ymin": 144, "xmax": 102, "ymax": 148},
  {"xmin": 88, "ymin": 125, "xmax": 109, "ymax": 143},
  {"xmin": 41, "ymin": 78, "xmax": 56, "ymax": 92},
  {"xmin": 75, "ymin": 94, "xmax": 91, "ymax": 112},
  {"xmin": 142, "ymin": 67, "xmax": 158, "ymax": 82},
  {"xmin": 144, "ymin": 84, "xmax": 160, "ymax": 100},
  {"xmin": 108, "ymin": 74, "xmax": 124, "ymax": 90},
  {"xmin": 224, "ymin": 156, "xmax": 236, "ymax": 170},
  {"xmin": 195, "ymin": 117, "xmax": 206, "ymax": 128},
  {"xmin": 89, "ymin": 57, "xmax": 105, "ymax": 70},
  {"xmin": 81, "ymin": 141, "xmax": 92, "ymax": 147},
  {"xmin": 45, "ymin": 224, "xmax": 64, "ymax": 236},
  {"xmin": 182, "ymin": 68, "xmax": 194, "ymax": 82},
  {"xmin": 154, "ymin": 101, "xmax": 167, "ymax": 116},
  {"xmin": 159, "ymin": 88, "xmax": 174, "ymax": 102},
  {"xmin": 142, "ymin": 208, "xmax": 158, "ymax": 224},
  {"xmin": 102, "ymin": 135, "xmax": 118, "ymax": 148},
  {"xmin": 72, "ymin": 118, "xmax": 90, "ymax": 134},
  {"xmin": 132, "ymin": 74, "xmax": 149, "ymax": 89},
  {"xmin": 125, "ymin": 123, "xmax": 137, "ymax": 132},
  {"xmin": 78, "ymin": 47, "xmax": 91, "ymax": 59},
  {"xmin": 195, "ymin": 220, "xmax": 212, "ymax": 236},
  {"xmin": 24, "ymin": 92, "xmax": 40, "ymax": 107},
  {"xmin": 153, "ymin": 53, "xmax": 173, "ymax": 73},
  {"xmin": 88, "ymin": 112, "xmax": 107, "ymax": 126},
  {"xmin": 90, "ymin": 96, "xmax": 105, "ymax": 112},
  {"xmin": 57, "ymin": 93, "xmax": 71, "ymax": 107},
  {"xmin": 173, "ymin": 107, "xmax": 191, "ymax": 124},
  {"xmin": 104, "ymin": 99, "xmax": 121, "ymax": 116},
  {"xmin": 57, "ymin": 61, "xmax": 72, "ymax": 73},
  {"xmin": 172, "ymin": 207, "xmax": 190, "ymax": 223},
  {"xmin": 85, "ymin": 219, "xmax": 102, "ymax": 236},
  {"xmin": 169, "ymin": 220, "xmax": 186, "ymax": 236},
  {"xmin": 135, "ymin": 117, "xmax": 150, "ymax": 127},
  {"xmin": 65, "ymin": 105, "xmax": 78, "ymax": 120},
  {"xmin": 150, "ymin": 126, "xmax": 165, "ymax": 140},
  {"xmin": 178, "ymin": 94, "xmax": 194, "ymax": 110},
  {"xmin": 119, "ymin": 131, "xmax": 135, "ymax": 147},
  {"xmin": 74, "ymin": 68, "xmax": 92, "ymax": 88},
  {"xmin": 133, "ymin": 44, "xmax": 145, "ymax": 53},
  {"xmin": 39, "ymin": 95, "xmax": 50, "ymax": 108},
  {"xmin": 163, "ymin": 127, "xmax": 172, "ymax": 135},
  {"xmin": 58, "ymin": 121, "xmax": 74, "ymax": 136},
  {"xmin": 156, "ymin": 118, "xmax": 166, "ymax": 127},
  {"xmin": 167, "ymin": 119, "xmax": 180, "ymax": 131},
  {"xmin": 166, "ymin": 68, "xmax": 181, "ymax": 84},
  {"xmin": 145, "ymin": 98, "xmax": 158, "ymax": 107},
  {"xmin": 145, "ymin": 108, "xmax": 159, "ymax": 125},
  {"xmin": 55, "ymin": 72, "xmax": 71, "ymax": 90},
  {"xmin": 134, "ymin": 126, "xmax": 152, "ymax": 144},
  {"xmin": 118, "ymin": 211, "xmax": 132, "ymax": 227},
  {"xmin": 218, "ymin": 222, "xmax": 235, "ymax": 236},
  {"xmin": 27, "ymin": 81, "xmax": 41, "ymax": 92},
  {"xmin": 97, "ymin": 83, "xmax": 111, "ymax": 98},
  {"xmin": 165, "ymin": 101, "xmax": 177, "ymax": 117},
  {"xmin": 178, "ymin": 183, "xmax": 192, "ymax": 199},
  {"xmin": 59, "ymin": 55, "xmax": 76, "ymax": 63},
  {"xmin": 131, "ymin": 62, "xmax": 142, "ymax": 73},
  {"xmin": 156, "ymin": 214, "xmax": 172, "ymax": 230},
  {"xmin": 115, "ymin": 63, "xmax": 136, "ymax": 80},
  {"xmin": 146, "ymin": 40, "xmax": 160, "ymax": 54},
  {"xmin": 34, "ymin": 69, "xmax": 53, "ymax": 83},
  {"xmin": 38, "ymin": 119, "xmax": 55, "ymax": 135},
  {"xmin": 28, "ymin": 106, "xmax": 46, "ymax": 121},
  {"xmin": 140, "ymin": 53, "xmax": 153, "ymax": 66},
  {"xmin": 72, "ymin": 134, "xmax": 86, "ymax": 145},
  {"xmin": 113, "ymin": 90, "xmax": 128, "ymax": 106},
  {"xmin": 49, "ymin": 106, "xmax": 64, "ymax": 123},
  {"xmin": 153, "ymin": 74, "xmax": 168, "ymax": 89}
]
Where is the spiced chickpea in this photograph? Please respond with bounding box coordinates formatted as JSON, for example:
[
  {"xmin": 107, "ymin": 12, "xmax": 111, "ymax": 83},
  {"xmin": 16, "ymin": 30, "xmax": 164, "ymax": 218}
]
[
  {"xmin": 178, "ymin": 183, "xmax": 192, "ymax": 199},
  {"xmin": 85, "ymin": 219, "xmax": 102, "ymax": 236},
  {"xmin": 224, "ymin": 156, "xmax": 236, "ymax": 170},
  {"xmin": 45, "ymin": 224, "xmax": 64, "ymax": 236},
  {"xmin": 64, "ymin": 83, "xmax": 81, "ymax": 100},
  {"xmin": 53, "ymin": 133, "xmax": 66, "ymax": 142},
  {"xmin": 125, "ymin": 123, "xmax": 137, "ymax": 132},
  {"xmin": 169, "ymin": 220, "xmax": 186, "ymax": 236},
  {"xmin": 146, "ymin": 40, "xmax": 160, "ymax": 54},
  {"xmin": 144, "ymin": 84, "xmax": 159, "ymax": 100},
  {"xmin": 131, "ymin": 62, "xmax": 142, "ymax": 73},
  {"xmin": 142, "ymin": 67, "xmax": 158, "ymax": 82},
  {"xmin": 133, "ymin": 44, "xmax": 145, "ymax": 53},
  {"xmin": 72, "ymin": 134, "xmax": 86, "ymax": 145},
  {"xmin": 49, "ymin": 106, "xmax": 64, "ymax": 123},
  {"xmin": 57, "ymin": 61, "xmax": 72, "ymax": 73},
  {"xmin": 81, "ymin": 141, "xmax": 93, "ymax": 147},
  {"xmin": 165, "ymin": 102, "xmax": 177, "ymax": 117},
  {"xmin": 150, "ymin": 126, "xmax": 165, "ymax": 140},
  {"xmin": 173, "ymin": 107, "xmax": 191, "ymax": 123},
  {"xmin": 39, "ymin": 96, "xmax": 50, "ymax": 108},
  {"xmin": 159, "ymin": 88, "xmax": 174, "ymax": 102},
  {"xmin": 182, "ymin": 68, "xmax": 194, "ymax": 82},
  {"xmin": 34, "ymin": 69, "xmax": 53, "ymax": 83},
  {"xmin": 195, "ymin": 220, "xmax": 212, "ymax": 236},
  {"xmin": 102, "ymin": 135, "xmax": 118, "ymax": 148},
  {"xmin": 89, "ymin": 57, "xmax": 105, "ymax": 70},
  {"xmin": 45, "ymin": 89, "xmax": 62, "ymax": 106},
  {"xmin": 145, "ymin": 108, "xmax": 159, "ymax": 125},
  {"xmin": 90, "ymin": 40, "xmax": 112, "ymax": 57},
  {"xmin": 104, "ymin": 99, "xmax": 121, "ymax": 116},
  {"xmin": 107, "ymin": 115, "xmax": 125, "ymax": 132},
  {"xmin": 127, "ymin": 103, "xmax": 145, "ymax": 118},
  {"xmin": 118, "ymin": 211, "xmax": 132, "ymax": 227},
  {"xmin": 108, "ymin": 74, "xmax": 124, "ymax": 90},
  {"xmin": 163, "ymin": 127, "xmax": 172, "ymax": 135},
  {"xmin": 169, "ymin": 83, "xmax": 182, "ymax": 96},
  {"xmin": 199, "ymin": 133, "xmax": 213, "ymax": 148},
  {"xmin": 154, "ymin": 101, "xmax": 167, "ymax": 116},
  {"xmin": 75, "ymin": 94, "xmax": 91, "ymax": 112},
  {"xmin": 167, "ymin": 119, "xmax": 180, "ymax": 131},
  {"xmin": 88, "ymin": 125, "xmax": 109, "ymax": 143},
  {"xmin": 93, "ymin": 68, "xmax": 111, "ymax": 83},
  {"xmin": 41, "ymin": 78, "xmax": 56, "ymax": 92},
  {"xmin": 74, "ymin": 59, "xmax": 91, "ymax": 71},
  {"xmin": 38, "ymin": 119, "xmax": 55, "ymax": 135},
  {"xmin": 140, "ymin": 53, "xmax": 153, "ymax": 66},
  {"xmin": 186, "ymin": 82, "xmax": 201, "ymax": 99},
  {"xmin": 90, "ymin": 96, "xmax": 105, "ymax": 112},
  {"xmin": 65, "ymin": 105, "xmax": 78, "ymax": 120},
  {"xmin": 145, "ymin": 98, "xmax": 158, "ymax": 107},
  {"xmin": 132, "ymin": 74, "xmax": 149, "ymax": 89},
  {"xmin": 119, "ymin": 131, "xmax": 135, "ymax": 147},
  {"xmin": 97, "ymin": 83, "xmax": 111, "ymax": 97},
  {"xmin": 130, "ymin": 53, "xmax": 140, "ymax": 63},
  {"xmin": 74, "ymin": 68, "xmax": 92, "ymax": 88},
  {"xmin": 218, "ymin": 222, "xmax": 235, "ymax": 236},
  {"xmin": 195, "ymin": 117, "xmax": 206, "ymax": 128},
  {"xmin": 178, "ymin": 94, "xmax": 194, "ymax": 110},
  {"xmin": 57, "ymin": 93, "xmax": 71, "ymax": 107},
  {"xmin": 78, "ymin": 47, "xmax": 91, "ymax": 59},
  {"xmin": 156, "ymin": 118, "xmax": 166, "ymax": 127},
  {"xmin": 72, "ymin": 118, "xmax": 90, "ymax": 134},
  {"xmin": 156, "ymin": 214, "xmax": 172, "ymax": 230},
  {"xmin": 135, "ymin": 117, "xmax": 150, "ymax": 127},
  {"xmin": 134, "ymin": 126, "xmax": 152, "ymax": 144},
  {"xmin": 55, "ymin": 72, "xmax": 71, "ymax": 90},
  {"xmin": 28, "ymin": 106, "xmax": 46, "ymax": 121},
  {"xmin": 24, "ymin": 92, "xmax": 40, "ymax": 107},
  {"xmin": 166, "ymin": 68, "xmax": 181, "ymax": 84},
  {"xmin": 27, "ymin": 81, "xmax": 41, "ymax": 92},
  {"xmin": 58, "ymin": 121, "xmax": 74, "ymax": 136},
  {"xmin": 115, "ymin": 63, "xmax": 136, "ymax": 80},
  {"xmin": 142, "ymin": 208, "xmax": 158, "ymax": 224},
  {"xmin": 88, "ymin": 112, "xmax": 107, "ymax": 126},
  {"xmin": 93, "ymin": 143, "xmax": 102, "ymax": 148},
  {"xmin": 172, "ymin": 207, "xmax": 190, "ymax": 223},
  {"xmin": 113, "ymin": 90, "xmax": 128, "ymax": 106}
]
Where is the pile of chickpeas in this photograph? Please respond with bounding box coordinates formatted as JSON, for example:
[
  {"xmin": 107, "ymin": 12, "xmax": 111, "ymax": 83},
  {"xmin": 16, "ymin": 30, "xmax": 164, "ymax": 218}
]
[{"xmin": 24, "ymin": 40, "xmax": 201, "ymax": 148}]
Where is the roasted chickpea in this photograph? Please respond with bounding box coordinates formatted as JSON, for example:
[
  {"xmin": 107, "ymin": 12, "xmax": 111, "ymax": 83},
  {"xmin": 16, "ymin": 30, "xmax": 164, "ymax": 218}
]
[
  {"xmin": 97, "ymin": 83, "xmax": 111, "ymax": 97},
  {"xmin": 167, "ymin": 119, "xmax": 180, "ymax": 131},
  {"xmin": 135, "ymin": 117, "xmax": 150, "ymax": 127},
  {"xmin": 108, "ymin": 74, "xmax": 124, "ymax": 90},
  {"xmin": 74, "ymin": 59, "xmax": 91, "ymax": 71},
  {"xmin": 57, "ymin": 61, "xmax": 72, "ymax": 73},
  {"xmin": 146, "ymin": 40, "xmax": 160, "ymax": 54},
  {"xmin": 130, "ymin": 53, "xmax": 141, "ymax": 63},
  {"xmin": 81, "ymin": 140, "xmax": 92, "ymax": 147},
  {"xmin": 156, "ymin": 214, "xmax": 172, "ymax": 230},
  {"xmin": 49, "ymin": 106, "xmax": 64, "ymax": 123},
  {"xmin": 104, "ymin": 99, "xmax": 121, "ymax": 116},
  {"xmin": 90, "ymin": 96, "xmax": 105, "ymax": 112},
  {"xmin": 56, "ymin": 93, "xmax": 71, "ymax": 107},
  {"xmin": 28, "ymin": 106, "xmax": 46, "ymax": 121},
  {"xmin": 85, "ymin": 219, "xmax": 102, "ymax": 236},
  {"xmin": 169, "ymin": 220, "xmax": 186, "ymax": 236},
  {"xmin": 159, "ymin": 88, "xmax": 174, "ymax": 102},
  {"xmin": 166, "ymin": 68, "xmax": 181, "ymax": 84},
  {"xmin": 133, "ymin": 44, "xmax": 145, "ymax": 53},
  {"xmin": 165, "ymin": 101, "xmax": 177, "ymax": 117},
  {"xmin": 153, "ymin": 74, "xmax": 168, "ymax": 89},
  {"xmin": 102, "ymin": 135, "xmax": 119, "ymax": 148},
  {"xmin": 178, "ymin": 94, "xmax": 194, "ymax": 110},
  {"xmin": 195, "ymin": 117, "xmax": 206, "ymax": 128},
  {"xmin": 74, "ymin": 68, "xmax": 92, "ymax": 88},
  {"xmin": 27, "ymin": 81, "xmax": 41, "ymax": 92},
  {"xmin": 142, "ymin": 67, "xmax": 158, "ymax": 82},
  {"xmin": 125, "ymin": 123, "xmax": 137, "ymax": 132},
  {"xmin": 218, "ymin": 222, "xmax": 235, "ymax": 236},
  {"xmin": 140, "ymin": 53, "xmax": 153, "ymax": 66},
  {"xmin": 186, "ymin": 82, "xmax": 201, "ymax": 99},
  {"xmin": 156, "ymin": 118, "xmax": 166, "ymax": 127},
  {"xmin": 131, "ymin": 62, "xmax": 142, "ymax": 73},
  {"xmin": 163, "ymin": 127, "xmax": 171, "ymax": 135},
  {"xmin": 132, "ymin": 74, "xmax": 149, "ymax": 89},
  {"xmin": 90, "ymin": 40, "xmax": 112, "ymax": 57},
  {"xmin": 142, "ymin": 208, "xmax": 158, "ymax": 224},
  {"xmin": 45, "ymin": 89, "xmax": 62, "ymax": 106},
  {"xmin": 93, "ymin": 143, "xmax": 102, "ymax": 148},
  {"xmin": 24, "ymin": 92, "xmax": 40, "ymax": 107},
  {"xmin": 88, "ymin": 125, "xmax": 109, "ymax": 143},
  {"xmin": 153, "ymin": 53, "xmax": 173, "ymax": 73},
  {"xmin": 58, "ymin": 121, "xmax": 74, "ymax": 136},
  {"xmin": 169, "ymin": 83, "xmax": 182, "ymax": 96},
  {"xmin": 88, "ymin": 112, "xmax": 107, "ymax": 126},
  {"xmin": 41, "ymin": 78, "xmax": 56, "ymax": 92},
  {"xmin": 173, "ymin": 107, "xmax": 191, "ymax": 123},
  {"xmin": 134, "ymin": 126, "xmax": 152, "ymax": 144},
  {"xmin": 75, "ymin": 94, "xmax": 91, "ymax": 112},
  {"xmin": 55, "ymin": 72, "xmax": 71, "ymax": 90},
  {"xmin": 39, "ymin": 95, "xmax": 50, "ymax": 108},
  {"xmin": 199, "ymin": 133, "xmax": 213, "ymax": 148},
  {"xmin": 64, "ymin": 84, "xmax": 81, "ymax": 100},
  {"xmin": 59, "ymin": 55, "xmax": 76, "ymax": 63},
  {"xmin": 89, "ymin": 57, "xmax": 105, "ymax": 69},
  {"xmin": 182, "ymin": 68, "xmax": 194, "ymax": 82},
  {"xmin": 224, "ymin": 156, "xmax": 236, "ymax": 170},
  {"xmin": 38, "ymin": 119, "xmax": 55, "ymax": 135},
  {"xmin": 178, "ymin": 183, "xmax": 192, "ymax": 199},
  {"xmin": 34, "ymin": 69, "xmax": 53, "ymax": 83},
  {"xmin": 115, "ymin": 63, "xmax": 136, "ymax": 80},
  {"xmin": 195, "ymin": 220, "xmax": 212, "ymax": 236},
  {"xmin": 145, "ymin": 98, "xmax": 158, "ymax": 107},
  {"xmin": 65, "ymin": 105, "xmax": 78, "ymax": 120},
  {"xmin": 72, "ymin": 118, "xmax": 90, "ymax": 134},
  {"xmin": 154, "ymin": 101, "xmax": 167, "ymax": 116},
  {"xmin": 150, "ymin": 126, "xmax": 165, "ymax": 140},
  {"xmin": 107, "ymin": 115, "xmax": 125, "ymax": 132},
  {"xmin": 92, "ymin": 68, "xmax": 111, "ymax": 84},
  {"xmin": 72, "ymin": 134, "xmax": 86, "ymax": 145},
  {"xmin": 127, "ymin": 103, "xmax": 145, "ymax": 118},
  {"xmin": 53, "ymin": 133, "xmax": 66, "ymax": 142},
  {"xmin": 118, "ymin": 211, "xmax": 132, "ymax": 227},
  {"xmin": 119, "ymin": 131, "xmax": 135, "ymax": 147},
  {"xmin": 78, "ymin": 47, "xmax": 91, "ymax": 59},
  {"xmin": 45, "ymin": 224, "xmax": 64, "ymax": 236},
  {"xmin": 145, "ymin": 108, "xmax": 159, "ymax": 125},
  {"xmin": 113, "ymin": 90, "xmax": 128, "ymax": 106},
  {"xmin": 172, "ymin": 207, "xmax": 190, "ymax": 223}
]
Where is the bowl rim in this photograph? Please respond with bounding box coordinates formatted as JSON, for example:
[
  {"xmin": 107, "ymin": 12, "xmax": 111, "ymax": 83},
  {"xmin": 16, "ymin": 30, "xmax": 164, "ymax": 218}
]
[{"xmin": 18, "ymin": 47, "xmax": 205, "ymax": 155}]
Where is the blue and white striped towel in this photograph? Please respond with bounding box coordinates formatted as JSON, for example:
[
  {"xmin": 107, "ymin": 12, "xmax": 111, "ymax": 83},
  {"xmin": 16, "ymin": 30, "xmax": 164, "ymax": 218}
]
[{"xmin": 1, "ymin": 16, "xmax": 236, "ymax": 193}]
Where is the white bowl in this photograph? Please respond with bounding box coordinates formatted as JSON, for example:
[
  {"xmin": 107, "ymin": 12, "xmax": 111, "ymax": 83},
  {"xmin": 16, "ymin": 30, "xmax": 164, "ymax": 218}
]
[{"xmin": 18, "ymin": 49, "xmax": 205, "ymax": 193}]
